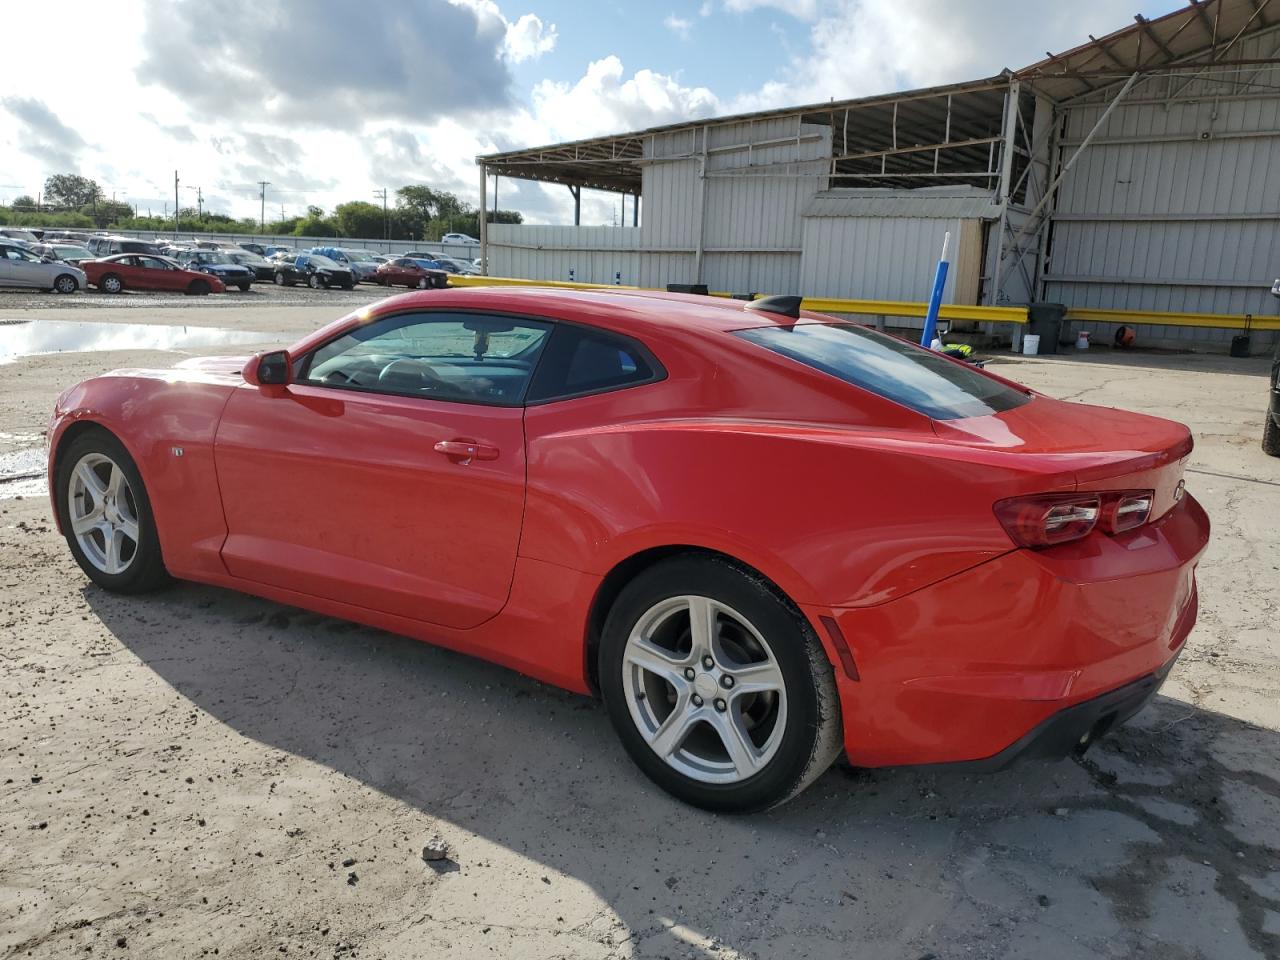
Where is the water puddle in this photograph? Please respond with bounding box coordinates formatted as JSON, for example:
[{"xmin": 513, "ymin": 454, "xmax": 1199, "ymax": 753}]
[
  {"xmin": 0, "ymin": 445, "xmax": 47, "ymax": 499},
  {"xmin": 0, "ymin": 319, "xmax": 274, "ymax": 364}
]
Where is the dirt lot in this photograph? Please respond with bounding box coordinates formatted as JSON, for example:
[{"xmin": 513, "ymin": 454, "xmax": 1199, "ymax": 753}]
[{"xmin": 1, "ymin": 294, "xmax": 1278, "ymax": 959}]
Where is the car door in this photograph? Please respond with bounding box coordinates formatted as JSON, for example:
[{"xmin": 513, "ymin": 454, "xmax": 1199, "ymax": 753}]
[
  {"xmin": 213, "ymin": 309, "xmax": 553, "ymax": 630},
  {"xmin": 134, "ymin": 256, "xmax": 181, "ymax": 291},
  {"xmin": 2, "ymin": 245, "xmax": 50, "ymax": 287}
]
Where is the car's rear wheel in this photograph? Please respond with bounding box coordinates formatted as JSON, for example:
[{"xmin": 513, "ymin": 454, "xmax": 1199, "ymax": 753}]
[
  {"xmin": 1263, "ymin": 401, "xmax": 1280, "ymax": 457},
  {"xmin": 237, "ymin": 281, "xmax": 251, "ymax": 292},
  {"xmin": 54, "ymin": 430, "xmax": 169, "ymax": 594},
  {"xmin": 100, "ymin": 274, "xmax": 124, "ymax": 294},
  {"xmin": 600, "ymin": 555, "xmax": 842, "ymax": 812},
  {"xmin": 187, "ymin": 279, "xmax": 211, "ymax": 296},
  {"xmin": 416, "ymin": 277, "xmax": 428, "ymax": 289},
  {"xmin": 53, "ymin": 274, "xmax": 79, "ymax": 294}
]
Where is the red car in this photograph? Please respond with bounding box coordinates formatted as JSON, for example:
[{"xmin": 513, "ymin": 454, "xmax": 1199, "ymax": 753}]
[
  {"xmin": 46, "ymin": 288, "xmax": 1208, "ymax": 811},
  {"xmin": 83, "ymin": 254, "xmax": 227, "ymax": 295},
  {"xmin": 375, "ymin": 257, "xmax": 448, "ymax": 289}
]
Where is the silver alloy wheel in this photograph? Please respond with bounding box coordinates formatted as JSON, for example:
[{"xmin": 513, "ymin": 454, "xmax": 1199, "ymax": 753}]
[
  {"xmin": 68, "ymin": 452, "xmax": 139, "ymax": 575},
  {"xmin": 622, "ymin": 595, "xmax": 787, "ymax": 784},
  {"xmin": 54, "ymin": 274, "xmax": 77, "ymax": 293},
  {"xmin": 308, "ymin": 273, "xmax": 322, "ymax": 288},
  {"xmin": 417, "ymin": 276, "xmax": 428, "ymax": 289},
  {"xmin": 274, "ymin": 272, "xmax": 285, "ymax": 285},
  {"xmin": 102, "ymin": 275, "xmax": 122, "ymax": 293}
]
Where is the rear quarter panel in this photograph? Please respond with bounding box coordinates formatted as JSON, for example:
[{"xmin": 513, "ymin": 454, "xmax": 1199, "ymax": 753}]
[{"xmin": 50, "ymin": 371, "xmax": 238, "ymax": 578}]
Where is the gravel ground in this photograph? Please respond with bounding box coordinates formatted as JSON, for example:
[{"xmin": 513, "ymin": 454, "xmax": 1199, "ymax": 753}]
[
  {"xmin": 0, "ymin": 282, "xmax": 389, "ymax": 312},
  {"xmin": 1, "ymin": 299, "xmax": 1278, "ymax": 959}
]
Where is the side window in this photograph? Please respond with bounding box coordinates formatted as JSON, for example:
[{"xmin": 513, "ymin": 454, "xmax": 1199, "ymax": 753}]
[
  {"xmin": 300, "ymin": 312, "xmax": 553, "ymax": 406},
  {"xmin": 526, "ymin": 325, "xmax": 662, "ymax": 403}
]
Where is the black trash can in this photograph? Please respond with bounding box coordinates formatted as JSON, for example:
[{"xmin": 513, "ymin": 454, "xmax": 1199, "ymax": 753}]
[
  {"xmin": 666, "ymin": 283, "xmax": 709, "ymax": 295},
  {"xmin": 1027, "ymin": 302, "xmax": 1067, "ymax": 355}
]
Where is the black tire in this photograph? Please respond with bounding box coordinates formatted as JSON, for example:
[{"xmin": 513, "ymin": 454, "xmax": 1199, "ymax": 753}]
[
  {"xmin": 274, "ymin": 272, "xmax": 286, "ymax": 286},
  {"xmin": 237, "ymin": 282, "xmax": 251, "ymax": 292},
  {"xmin": 341, "ymin": 282, "xmax": 354, "ymax": 290},
  {"xmin": 187, "ymin": 279, "xmax": 211, "ymax": 296},
  {"xmin": 599, "ymin": 554, "xmax": 842, "ymax": 813},
  {"xmin": 433, "ymin": 276, "xmax": 448, "ymax": 289},
  {"xmin": 1263, "ymin": 401, "xmax": 1280, "ymax": 457},
  {"xmin": 100, "ymin": 273, "xmax": 124, "ymax": 294},
  {"xmin": 54, "ymin": 428, "xmax": 170, "ymax": 594},
  {"xmin": 53, "ymin": 273, "xmax": 79, "ymax": 294},
  {"xmin": 308, "ymin": 273, "xmax": 323, "ymax": 289}
]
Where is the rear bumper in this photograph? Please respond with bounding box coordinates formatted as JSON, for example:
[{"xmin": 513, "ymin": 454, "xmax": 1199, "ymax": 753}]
[
  {"xmin": 913, "ymin": 649, "xmax": 1180, "ymax": 772},
  {"xmin": 809, "ymin": 492, "xmax": 1209, "ymax": 768}
]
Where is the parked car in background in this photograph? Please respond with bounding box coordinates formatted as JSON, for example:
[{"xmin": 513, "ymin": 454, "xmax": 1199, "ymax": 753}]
[
  {"xmin": 83, "ymin": 254, "xmax": 226, "ymax": 295},
  {"xmin": 263, "ymin": 245, "xmax": 294, "ymax": 258},
  {"xmin": 173, "ymin": 250, "xmax": 255, "ymax": 291},
  {"xmin": 0, "ymin": 241, "xmax": 85, "ymax": 292},
  {"xmin": 224, "ymin": 250, "xmax": 276, "ymax": 281},
  {"xmin": 273, "ymin": 253, "xmax": 354, "ymax": 289},
  {"xmin": 86, "ymin": 236, "xmax": 161, "ymax": 257},
  {"xmin": 309, "ymin": 247, "xmax": 382, "ymax": 283},
  {"xmin": 374, "ymin": 257, "xmax": 448, "ymax": 289},
  {"xmin": 441, "ymin": 232, "xmax": 479, "ymax": 246},
  {"xmin": 238, "ymin": 242, "xmax": 268, "ymax": 257},
  {"xmin": 30, "ymin": 242, "xmax": 95, "ymax": 265},
  {"xmin": 427, "ymin": 254, "xmax": 479, "ymax": 276},
  {"xmin": 1265, "ymin": 279, "xmax": 1280, "ymax": 457},
  {"xmin": 0, "ymin": 228, "xmax": 38, "ymax": 245}
]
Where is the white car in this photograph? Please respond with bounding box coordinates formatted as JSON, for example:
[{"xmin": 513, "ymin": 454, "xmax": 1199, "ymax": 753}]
[
  {"xmin": 0, "ymin": 241, "xmax": 85, "ymax": 293},
  {"xmin": 441, "ymin": 232, "xmax": 479, "ymax": 246}
]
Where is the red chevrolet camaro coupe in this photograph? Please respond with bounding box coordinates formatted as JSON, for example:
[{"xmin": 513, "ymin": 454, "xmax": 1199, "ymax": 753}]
[{"xmin": 47, "ymin": 288, "xmax": 1209, "ymax": 811}]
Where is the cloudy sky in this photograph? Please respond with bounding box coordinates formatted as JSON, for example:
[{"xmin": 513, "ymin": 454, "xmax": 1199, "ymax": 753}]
[{"xmin": 0, "ymin": 0, "xmax": 1172, "ymax": 226}]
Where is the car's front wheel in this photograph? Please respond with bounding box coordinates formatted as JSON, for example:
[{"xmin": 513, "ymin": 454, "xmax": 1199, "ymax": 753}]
[
  {"xmin": 187, "ymin": 279, "xmax": 211, "ymax": 296},
  {"xmin": 53, "ymin": 274, "xmax": 79, "ymax": 294},
  {"xmin": 54, "ymin": 429, "xmax": 170, "ymax": 594},
  {"xmin": 308, "ymin": 273, "xmax": 323, "ymax": 289},
  {"xmin": 237, "ymin": 281, "xmax": 251, "ymax": 292},
  {"xmin": 600, "ymin": 555, "xmax": 842, "ymax": 812},
  {"xmin": 100, "ymin": 273, "xmax": 124, "ymax": 294},
  {"xmin": 1263, "ymin": 397, "xmax": 1280, "ymax": 457}
]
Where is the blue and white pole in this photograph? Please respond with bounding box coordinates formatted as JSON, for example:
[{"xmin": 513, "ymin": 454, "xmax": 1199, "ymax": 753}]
[{"xmin": 919, "ymin": 231, "xmax": 951, "ymax": 349}]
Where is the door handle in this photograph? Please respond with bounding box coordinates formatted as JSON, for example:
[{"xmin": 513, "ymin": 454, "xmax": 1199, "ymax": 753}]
[{"xmin": 433, "ymin": 439, "xmax": 499, "ymax": 464}]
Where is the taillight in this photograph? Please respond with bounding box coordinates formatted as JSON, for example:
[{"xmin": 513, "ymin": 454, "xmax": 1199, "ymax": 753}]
[
  {"xmin": 1102, "ymin": 491, "xmax": 1153, "ymax": 534},
  {"xmin": 994, "ymin": 493, "xmax": 1100, "ymax": 548},
  {"xmin": 994, "ymin": 489, "xmax": 1156, "ymax": 548}
]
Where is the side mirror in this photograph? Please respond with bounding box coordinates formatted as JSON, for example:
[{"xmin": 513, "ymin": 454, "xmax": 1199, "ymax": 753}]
[
  {"xmin": 1271, "ymin": 278, "xmax": 1280, "ymax": 299},
  {"xmin": 244, "ymin": 349, "xmax": 292, "ymax": 387}
]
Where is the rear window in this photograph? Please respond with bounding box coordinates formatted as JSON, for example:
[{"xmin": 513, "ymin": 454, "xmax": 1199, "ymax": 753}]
[{"xmin": 735, "ymin": 323, "xmax": 1030, "ymax": 420}]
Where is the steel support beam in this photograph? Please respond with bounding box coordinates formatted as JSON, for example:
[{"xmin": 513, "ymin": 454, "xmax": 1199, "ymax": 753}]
[{"xmin": 478, "ymin": 163, "xmax": 488, "ymax": 275}]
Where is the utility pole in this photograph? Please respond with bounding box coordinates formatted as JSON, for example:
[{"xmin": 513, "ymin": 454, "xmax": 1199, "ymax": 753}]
[
  {"xmin": 174, "ymin": 170, "xmax": 179, "ymax": 238},
  {"xmin": 257, "ymin": 180, "xmax": 270, "ymax": 231},
  {"xmin": 196, "ymin": 186, "xmax": 203, "ymax": 220},
  {"xmin": 373, "ymin": 188, "xmax": 388, "ymax": 239}
]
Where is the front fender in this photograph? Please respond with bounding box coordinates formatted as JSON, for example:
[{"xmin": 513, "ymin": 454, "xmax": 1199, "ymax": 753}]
[{"xmin": 47, "ymin": 370, "xmax": 239, "ymax": 579}]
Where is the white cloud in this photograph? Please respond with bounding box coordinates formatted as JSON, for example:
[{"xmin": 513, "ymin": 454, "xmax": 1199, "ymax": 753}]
[
  {"xmin": 524, "ymin": 56, "xmax": 721, "ymax": 143},
  {"xmin": 664, "ymin": 14, "xmax": 693, "ymax": 39},
  {"xmin": 503, "ymin": 12, "xmax": 558, "ymax": 62},
  {"xmin": 723, "ymin": 0, "xmax": 820, "ymax": 19},
  {"xmin": 699, "ymin": 1, "xmax": 714, "ymax": 15}
]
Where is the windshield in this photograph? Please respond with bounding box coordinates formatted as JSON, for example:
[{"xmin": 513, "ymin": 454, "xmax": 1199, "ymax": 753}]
[
  {"xmin": 735, "ymin": 323, "xmax": 1031, "ymax": 421},
  {"xmin": 56, "ymin": 246, "xmax": 90, "ymax": 257},
  {"xmin": 309, "ymin": 255, "xmax": 341, "ymax": 268},
  {"xmin": 193, "ymin": 252, "xmax": 231, "ymax": 264},
  {"xmin": 344, "ymin": 249, "xmax": 379, "ymax": 262}
]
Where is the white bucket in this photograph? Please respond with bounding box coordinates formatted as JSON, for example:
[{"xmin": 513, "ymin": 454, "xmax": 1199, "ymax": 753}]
[{"xmin": 1022, "ymin": 334, "xmax": 1041, "ymax": 356}]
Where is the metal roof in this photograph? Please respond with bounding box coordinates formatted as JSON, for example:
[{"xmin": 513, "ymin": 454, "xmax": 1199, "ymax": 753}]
[
  {"xmin": 1018, "ymin": 0, "xmax": 1277, "ymax": 101},
  {"xmin": 478, "ymin": 1, "xmax": 1278, "ymax": 192},
  {"xmin": 801, "ymin": 187, "xmax": 1002, "ymax": 220}
]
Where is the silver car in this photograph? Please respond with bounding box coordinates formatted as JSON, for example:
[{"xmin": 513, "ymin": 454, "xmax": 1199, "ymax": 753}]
[{"xmin": 0, "ymin": 241, "xmax": 86, "ymax": 293}]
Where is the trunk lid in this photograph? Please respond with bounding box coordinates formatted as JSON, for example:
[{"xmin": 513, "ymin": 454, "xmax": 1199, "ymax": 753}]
[{"xmin": 932, "ymin": 393, "xmax": 1192, "ymax": 521}]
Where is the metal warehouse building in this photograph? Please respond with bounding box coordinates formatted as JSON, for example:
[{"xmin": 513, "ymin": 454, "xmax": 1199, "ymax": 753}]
[{"xmin": 478, "ymin": 0, "xmax": 1280, "ymax": 351}]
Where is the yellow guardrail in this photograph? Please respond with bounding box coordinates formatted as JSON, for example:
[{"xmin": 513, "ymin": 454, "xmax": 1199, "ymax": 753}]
[
  {"xmin": 448, "ymin": 274, "xmax": 1028, "ymax": 324},
  {"xmin": 450, "ymin": 273, "xmax": 1278, "ymax": 332},
  {"xmin": 1066, "ymin": 307, "xmax": 1280, "ymax": 332}
]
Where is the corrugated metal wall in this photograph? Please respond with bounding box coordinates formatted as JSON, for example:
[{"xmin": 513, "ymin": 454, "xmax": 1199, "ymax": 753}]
[
  {"xmin": 490, "ymin": 119, "xmax": 829, "ymax": 292},
  {"xmin": 798, "ymin": 215, "xmax": 977, "ymax": 305},
  {"xmin": 1044, "ymin": 25, "xmax": 1280, "ymax": 346}
]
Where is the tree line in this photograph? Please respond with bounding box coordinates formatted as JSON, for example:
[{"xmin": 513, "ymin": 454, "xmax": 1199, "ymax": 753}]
[{"xmin": 1, "ymin": 174, "xmax": 522, "ymax": 241}]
